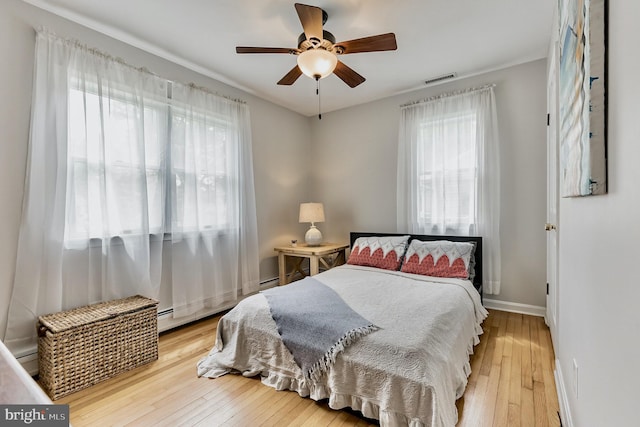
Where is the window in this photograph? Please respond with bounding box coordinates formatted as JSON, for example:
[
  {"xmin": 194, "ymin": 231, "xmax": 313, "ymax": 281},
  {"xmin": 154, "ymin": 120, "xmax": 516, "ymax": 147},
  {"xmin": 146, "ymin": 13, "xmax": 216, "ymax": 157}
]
[
  {"xmin": 416, "ymin": 111, "xmax": 478, "ymax": 234},
  {"xmin": 65, "ymin": 78, "xmax": 166, "ymax": 243},
  {"xmin": 64, "ymin": 78, "xmax": 239, "ymax": 246},
  {"xmin": 170, "ymin": 104, "xmax": 236, "ymax": 233}
]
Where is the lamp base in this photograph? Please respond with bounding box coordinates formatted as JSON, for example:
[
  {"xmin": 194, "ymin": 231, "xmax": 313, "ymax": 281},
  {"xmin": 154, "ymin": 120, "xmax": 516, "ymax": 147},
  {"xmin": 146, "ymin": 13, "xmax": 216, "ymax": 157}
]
[{"xmin": 305, "ymin": 225, "xmax": 323, "ymax": 246}]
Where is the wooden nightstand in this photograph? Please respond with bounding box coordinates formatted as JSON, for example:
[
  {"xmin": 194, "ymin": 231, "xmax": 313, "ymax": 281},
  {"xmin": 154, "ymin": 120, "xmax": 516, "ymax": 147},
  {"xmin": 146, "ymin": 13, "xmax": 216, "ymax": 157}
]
[{"xmin": 274, "ymin": 242, "xmax": 349, "ymax": 285}]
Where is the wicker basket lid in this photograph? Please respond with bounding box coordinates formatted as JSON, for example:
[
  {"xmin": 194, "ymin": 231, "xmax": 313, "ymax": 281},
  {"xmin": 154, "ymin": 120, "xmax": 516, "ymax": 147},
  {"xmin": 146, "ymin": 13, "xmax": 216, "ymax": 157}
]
[{"xmin": 38, "ymin": 295, "xmax": 158, "ymax": 334}]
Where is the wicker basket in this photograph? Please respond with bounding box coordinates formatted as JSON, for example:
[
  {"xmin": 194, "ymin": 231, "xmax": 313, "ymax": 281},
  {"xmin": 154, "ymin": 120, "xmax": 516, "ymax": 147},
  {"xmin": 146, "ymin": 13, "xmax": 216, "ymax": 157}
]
[{"xmin": 37, "ymin": 295, "xmax": 159, "ymax": 400}]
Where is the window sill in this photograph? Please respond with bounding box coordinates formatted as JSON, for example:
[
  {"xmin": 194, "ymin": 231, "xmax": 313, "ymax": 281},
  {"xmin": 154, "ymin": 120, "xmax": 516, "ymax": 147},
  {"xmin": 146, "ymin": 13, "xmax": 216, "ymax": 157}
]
[{"xmin": 64, "ymin": 229, "xmax": 237, "ymax": 249}]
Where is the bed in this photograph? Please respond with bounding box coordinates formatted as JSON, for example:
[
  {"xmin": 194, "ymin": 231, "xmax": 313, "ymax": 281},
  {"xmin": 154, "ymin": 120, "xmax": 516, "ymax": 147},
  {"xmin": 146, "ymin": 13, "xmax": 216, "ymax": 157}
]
[{"xmin": 197, "ymin": 232, "xmax": 488, "ymax": 427}]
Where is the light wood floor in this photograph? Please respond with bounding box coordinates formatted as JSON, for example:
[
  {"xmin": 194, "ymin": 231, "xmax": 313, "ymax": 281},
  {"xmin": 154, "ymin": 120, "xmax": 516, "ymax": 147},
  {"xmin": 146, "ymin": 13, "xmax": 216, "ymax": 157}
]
[{"xmin": 56, "ymin": 309, "xmax": 560, "ymax": 426}]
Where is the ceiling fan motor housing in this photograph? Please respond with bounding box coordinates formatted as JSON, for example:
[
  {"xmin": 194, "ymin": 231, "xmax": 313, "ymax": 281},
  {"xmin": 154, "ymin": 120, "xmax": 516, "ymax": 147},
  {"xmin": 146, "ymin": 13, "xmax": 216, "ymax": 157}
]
[{"xmin": 297, "ymin": 30, "xmax": 336, "ymax": 51}]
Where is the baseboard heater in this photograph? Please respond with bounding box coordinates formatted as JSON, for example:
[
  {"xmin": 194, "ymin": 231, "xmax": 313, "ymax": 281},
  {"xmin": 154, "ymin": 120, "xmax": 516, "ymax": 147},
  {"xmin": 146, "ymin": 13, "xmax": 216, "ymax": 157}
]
[{"xmin": 17, "ymin": 276, "xmax": 280, "ymax": 376}]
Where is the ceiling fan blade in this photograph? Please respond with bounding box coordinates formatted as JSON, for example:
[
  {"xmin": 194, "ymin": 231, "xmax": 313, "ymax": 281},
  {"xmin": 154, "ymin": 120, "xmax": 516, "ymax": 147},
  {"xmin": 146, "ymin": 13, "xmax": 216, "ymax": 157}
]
[
  {"xmin": 277, "ymin": 65, "xmax": 303, "ymax": 85},
  {"xmin": 333, "ymin": 61, "xmax": 366, "ymax": 88},
  {"xmin": 295, "ymin": 3, "xmax": 323, "ymax": 42},
  {"xmin": 334, "ymin": 33, "xmax": 397, "ymax": 54},
  {"xmin": 236, "ymin": 47, "xmax": 298, "ymax": 54}
]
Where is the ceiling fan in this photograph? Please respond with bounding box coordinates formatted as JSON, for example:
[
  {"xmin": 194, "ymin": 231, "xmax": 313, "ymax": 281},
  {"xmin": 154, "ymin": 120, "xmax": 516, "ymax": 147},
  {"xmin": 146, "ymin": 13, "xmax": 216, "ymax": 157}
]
[{"xmin": 236, "ymin": 3, "xmax": 397, "ymax": 88}]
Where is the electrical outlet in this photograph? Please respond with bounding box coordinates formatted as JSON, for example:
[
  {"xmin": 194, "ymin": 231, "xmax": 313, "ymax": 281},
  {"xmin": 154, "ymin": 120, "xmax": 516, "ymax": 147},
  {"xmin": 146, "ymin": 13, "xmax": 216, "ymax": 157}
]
[{"xmin": 572, "ymin": 359, "xmax": 579, "ymax": 399}]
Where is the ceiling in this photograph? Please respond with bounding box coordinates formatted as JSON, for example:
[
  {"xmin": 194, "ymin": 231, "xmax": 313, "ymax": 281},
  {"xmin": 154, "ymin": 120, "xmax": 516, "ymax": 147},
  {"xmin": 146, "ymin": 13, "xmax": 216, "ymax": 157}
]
[{"xmin": 24, "ymin": 0, "xmax": 555, "ymax": 117}]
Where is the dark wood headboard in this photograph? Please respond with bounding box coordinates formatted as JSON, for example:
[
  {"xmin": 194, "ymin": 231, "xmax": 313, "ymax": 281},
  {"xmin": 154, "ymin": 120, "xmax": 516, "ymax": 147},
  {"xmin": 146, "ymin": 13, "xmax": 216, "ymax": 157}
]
[{"xmin": 349, "ymin": 232, "xmax": 483, "ymax": 298}]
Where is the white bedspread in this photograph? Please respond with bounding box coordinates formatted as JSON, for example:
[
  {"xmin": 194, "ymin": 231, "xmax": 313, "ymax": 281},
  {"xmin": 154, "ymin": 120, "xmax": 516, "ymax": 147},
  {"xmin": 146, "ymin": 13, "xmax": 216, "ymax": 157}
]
[{"xmin": 197, "ymin": 265, "xmax": 488, "ymax": 427}]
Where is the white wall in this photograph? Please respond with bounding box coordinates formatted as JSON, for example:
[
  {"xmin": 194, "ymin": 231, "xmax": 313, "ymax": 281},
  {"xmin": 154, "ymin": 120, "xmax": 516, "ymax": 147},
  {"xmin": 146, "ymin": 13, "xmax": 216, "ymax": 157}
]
[
  {"xmin": 310, "ymin": 60, "xmax": 549, "ymax": 308},
  {"xmin": 0, "ymin": 0, "xmax": 311, "ymax": 336},
  {"xmin": 555, "ymin": 3, "xmax": 640, "ymax": 426}
]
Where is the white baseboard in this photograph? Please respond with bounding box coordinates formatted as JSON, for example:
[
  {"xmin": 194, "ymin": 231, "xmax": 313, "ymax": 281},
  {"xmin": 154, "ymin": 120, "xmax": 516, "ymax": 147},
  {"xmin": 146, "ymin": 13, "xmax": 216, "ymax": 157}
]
[
  {"xmin": 555, "ymin": 358, "xmax": 574, "ymax": 427},
  {"xmin": 158, "ymin": 277, "xmax": 278, "ymax": 332},
  {"xmin": 483, "ymin": 298, "xmax": 546, "ymax": 317},
  {"xmin": 16, "ymin": 352, "xmax": 39, "ymax": 377},
  {"xmin": 260, "ymin": 277, "xmax": 279, "ymax": 289},
  {"xmin": 157, "ymin": 303, "xmax": 232, "ymax": 333}
]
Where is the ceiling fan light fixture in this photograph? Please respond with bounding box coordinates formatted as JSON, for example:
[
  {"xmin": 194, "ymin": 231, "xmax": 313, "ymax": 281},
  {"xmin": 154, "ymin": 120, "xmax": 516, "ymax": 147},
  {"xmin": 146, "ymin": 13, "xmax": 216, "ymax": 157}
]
[{"xmin": 297, "ymin": 49, "xmax": 337, "ymax": 79}]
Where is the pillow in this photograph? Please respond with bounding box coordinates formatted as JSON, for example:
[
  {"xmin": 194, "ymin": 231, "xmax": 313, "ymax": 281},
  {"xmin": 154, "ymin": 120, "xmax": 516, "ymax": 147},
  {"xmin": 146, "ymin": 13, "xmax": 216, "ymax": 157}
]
[
  {"xmin": 467, "ymin": 243, "xmax": 477, "ymax": 282},
  {"xmin": 400, "ymin": 239, "xmax": 476, "ymax": 279},
  {"xmin": 347, "ymin": 235, "xmax": 410, "ymax": 271}
]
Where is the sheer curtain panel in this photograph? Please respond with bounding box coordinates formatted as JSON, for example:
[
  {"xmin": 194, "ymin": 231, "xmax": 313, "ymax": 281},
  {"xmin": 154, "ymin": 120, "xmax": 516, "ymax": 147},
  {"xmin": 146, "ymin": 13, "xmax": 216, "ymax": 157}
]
[
  {"xmin": 4, "ymin": 30, "xmax": 259, "ymax": 355},
  {"xmin": 169, "ymin": 83, "xmax": 259, "ymax": 317},
  {"xmin": 397, "ymin": 85, "xmax": 501, "ymax": 294}
]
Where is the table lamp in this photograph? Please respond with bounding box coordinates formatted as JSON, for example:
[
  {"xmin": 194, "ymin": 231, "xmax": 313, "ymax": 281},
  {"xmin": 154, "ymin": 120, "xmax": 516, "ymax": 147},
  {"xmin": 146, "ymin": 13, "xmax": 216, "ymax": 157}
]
[{"xmin": 299, "ymin": 202, "xmax": 325, "ymax": 246}]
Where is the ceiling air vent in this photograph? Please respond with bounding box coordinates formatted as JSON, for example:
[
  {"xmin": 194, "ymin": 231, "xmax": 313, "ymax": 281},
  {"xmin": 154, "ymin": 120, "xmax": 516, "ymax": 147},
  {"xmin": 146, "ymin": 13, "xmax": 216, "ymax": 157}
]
[{"xmin": 424, "ymin": 72, "xmax": 457, "ymax": 86}]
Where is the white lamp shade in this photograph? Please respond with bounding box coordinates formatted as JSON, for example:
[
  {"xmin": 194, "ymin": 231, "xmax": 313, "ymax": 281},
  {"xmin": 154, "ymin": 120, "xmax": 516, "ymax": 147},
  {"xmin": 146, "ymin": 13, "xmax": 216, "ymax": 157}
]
[
  {"xmin": 299, "ymin": 203, "xmax": 325, "ymax": 224},
  {"xmin": 296, "ymin": 49, "xmax": 337, "ymax": 79}
]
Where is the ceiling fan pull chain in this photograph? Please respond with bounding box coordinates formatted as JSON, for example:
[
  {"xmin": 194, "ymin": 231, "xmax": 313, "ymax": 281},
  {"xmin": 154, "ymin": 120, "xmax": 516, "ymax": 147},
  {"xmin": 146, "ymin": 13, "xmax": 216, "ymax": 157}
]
[{"xmin": 317, "ymin": 76, "xmax": 322, "ymax": 120}]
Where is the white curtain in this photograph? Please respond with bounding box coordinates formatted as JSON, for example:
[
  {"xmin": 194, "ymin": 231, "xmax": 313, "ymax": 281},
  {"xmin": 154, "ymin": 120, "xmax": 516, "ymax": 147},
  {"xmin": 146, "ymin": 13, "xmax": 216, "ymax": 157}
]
[
  {"xmin": 169, "ymin": 83, "xmax": 259, "ymax": 317},
  {"xmin": 397, "ymin": 85, "xmax": 501, "ymax": 294},
  {"xmin": 4, "ymin": 30, "xmax": 259, "ymax": 355}
]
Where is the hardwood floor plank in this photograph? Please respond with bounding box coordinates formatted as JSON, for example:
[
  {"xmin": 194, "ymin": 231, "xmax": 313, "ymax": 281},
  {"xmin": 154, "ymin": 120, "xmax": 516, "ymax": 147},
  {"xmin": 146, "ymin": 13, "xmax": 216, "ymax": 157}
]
[
  {"xmin": 530, "ymin": 317, "xmax": 544, "ymax": 385},
  {"xmin": 479, "ymin": 325, "xmax": 498, "ymax": 377},
  {"xmin": 56, "ymin": 309, "xmax": 559, "ymax": 427},
  {"xmin": 200, "ymin": 386, "xmax": 266, "ymax": 425},
  {"xmin": 521, "ymin": 386, "xmax": 535, "ymax": 427},
  {"xmin": 521, "ymin": 314, "xmax": 534, "ymax": 391},
  {"xmin": 492, "ymin": 342, "xmax": 512, "ymax": 426},
  {"xmin": 520, "ymin": 315, "xmax": 535, "ymax": 427},
  {"xmin": 300, "ymin": 402, "xmax": 342, "ymax": 426},
  {"xmin": 537, "ymin": 318, "xmax": 560, "ymax": 427},
  {"xmin": 195, "ymin": 380, "xmax": 273, "ymax": 426},
  {"xmin": 508, "ymin": 313, "xmax": 523, "ymax": 425},
  {"xmin": 468, "ymin": 311, "xmax": 491, "ymax": 384},
  {"xmin": 533, "ymin": 380, "xmax": 549, "ymax": 427},
  {"xmin": 328, "ymin": 411, "xmax": 362, "ymax": 426},
  {"xmin": 480, "ymin": 310, "xmax": 508, "ymax": 426},
  {"xmin": 287, "ymin": 400, "xmax": 329, "ymax": 426},
  {"xmin": 153, "ymin": 397, "xmax": 209, "ymax": 427},
  {"xmin": 458, "ymin": 375, "xmax": 487, "ymax": 427},
  {"xmin": 456, "ymin": 381, "xmax": 474, "ymax": 425},
  {"xmin": 261, "ymin": 394, "xmax": 310, "ymax": 427},
  {"xmin": 222, "ymin": 381, "xmax": 291, "ymax": 426}
]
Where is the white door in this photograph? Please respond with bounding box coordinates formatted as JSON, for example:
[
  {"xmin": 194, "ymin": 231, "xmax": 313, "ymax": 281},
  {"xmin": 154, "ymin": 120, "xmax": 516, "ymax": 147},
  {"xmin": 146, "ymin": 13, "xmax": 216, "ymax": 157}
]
[{"xmin": 546, "ymin": 36, "xmax": 559, "ymax": 349}]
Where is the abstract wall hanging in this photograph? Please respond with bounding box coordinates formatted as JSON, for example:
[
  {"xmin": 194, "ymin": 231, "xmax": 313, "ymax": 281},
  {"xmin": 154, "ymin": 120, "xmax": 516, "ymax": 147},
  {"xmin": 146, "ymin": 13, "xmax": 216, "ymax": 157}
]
[{"xmin": 559, "ymin": 0, "xmax": 607, "ymax": 197}]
